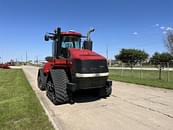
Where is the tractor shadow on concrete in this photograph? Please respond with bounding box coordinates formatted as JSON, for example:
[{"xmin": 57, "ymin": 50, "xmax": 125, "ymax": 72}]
[{"xmin": 72, "ymin": 89, "xmax": 102, "ymax": 103}]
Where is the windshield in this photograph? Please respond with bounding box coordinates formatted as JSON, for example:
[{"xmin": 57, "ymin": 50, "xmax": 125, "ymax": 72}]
[{"xmin": 61, "ymin": 36, "xmax": 81, "ymax": 49}]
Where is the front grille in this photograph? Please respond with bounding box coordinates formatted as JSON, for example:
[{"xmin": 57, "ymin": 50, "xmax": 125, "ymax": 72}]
[
  {"xmin": 76, "ymin": 77, "xmax": 107, "ymax": 89},
  {"xmin": 73, "ymin": 60, "xmax": 108, "ymax": 73}
]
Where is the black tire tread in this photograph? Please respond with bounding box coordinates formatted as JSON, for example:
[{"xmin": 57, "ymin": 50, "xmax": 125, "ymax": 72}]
[
  {"xmin": 50, "ymin": 69, "xmax": 69, "ymax": 104},
  {"xmin": 37, "ymin": 69, "xmax": 46, "ymax": 90},
  {"xmin": 99, "ymin": 86, "xmax": 112, "ymax": 98}
]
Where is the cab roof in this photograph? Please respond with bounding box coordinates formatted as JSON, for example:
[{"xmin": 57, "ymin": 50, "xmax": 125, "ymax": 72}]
[{"xmin": 61, "ymin": 32, "xmax": 82, "ymax": 37}]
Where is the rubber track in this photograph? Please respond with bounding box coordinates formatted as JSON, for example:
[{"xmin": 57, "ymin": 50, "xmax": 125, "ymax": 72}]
[
  {"xmin": 38, "ymin": 69, "xmax": 46, "ymax": 90},
  {"xmin": 50, "ymin": 69, "xmax": 69, "ymax": 103}
]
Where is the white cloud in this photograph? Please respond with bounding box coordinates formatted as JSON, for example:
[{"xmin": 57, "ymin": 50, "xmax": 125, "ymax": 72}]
[
  {"xmin": 162, "ymin": 31, "xmax": 167, "ymax": 34},
  {"xmin": 155, "ymin": 24, "xmax": 159, "ymax": 27},
  {"xmin": 166, "ymin": 27, "xmax": 173, "ymax": 31},
  {"xmin": 160, "ymin": 26, "xmax": 165, "ymax": 30},
  {"xmin": 132, "ymin": 32, "xmax": 138, "ymax": 35}
]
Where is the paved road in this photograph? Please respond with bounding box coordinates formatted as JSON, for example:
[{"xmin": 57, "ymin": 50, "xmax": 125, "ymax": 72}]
[{"xmin": 22, "ymin": 66, "xmax": 173, "ymax": 130}]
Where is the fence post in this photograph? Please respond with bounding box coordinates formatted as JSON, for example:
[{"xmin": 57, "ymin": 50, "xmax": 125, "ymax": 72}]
[
  {"xmin": 131, "ymin": 64, "xmax": 133, "ymax": 77},
  {"xmin": 121, "ymin": 63, "xmax": 124, "ymax": 77},
  {"xmin": 159, "ymin": 64, "xmax": 162, "ymax": 80},
  {"xmin": 140, "ymin": 63, "xmax": 143, "ymax": 79},
  {"xmin": 167, "ymin": 62, "xmax": 169, "ymax": 82}
]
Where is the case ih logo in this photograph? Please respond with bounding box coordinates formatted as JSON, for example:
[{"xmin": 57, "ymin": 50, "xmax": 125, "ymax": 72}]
[
  {"xmin": 99, "ymin": 65, "xmax": 105, "ymax": 68},
  {"xmin": 91, "ymin": 67, "xmax": 97, "ymax": 71}
]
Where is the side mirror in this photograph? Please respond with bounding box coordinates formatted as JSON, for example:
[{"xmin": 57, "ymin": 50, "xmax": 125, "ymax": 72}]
[
  {"xmin": 44, "ymin": 34, "xmax": 49, "ymax": 41},
  {"xmin": 83, "ymin": 40, "xmax": 93, "ymax": 50}
]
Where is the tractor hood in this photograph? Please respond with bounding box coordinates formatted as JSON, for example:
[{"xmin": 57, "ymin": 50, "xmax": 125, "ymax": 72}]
[
  {"xmin": 68, "ymin": 48, "xmax": 108, "ymax": 74},
  {"xmin": 68, "ymin": 48, "xmax": 106, "ymax": 60}
]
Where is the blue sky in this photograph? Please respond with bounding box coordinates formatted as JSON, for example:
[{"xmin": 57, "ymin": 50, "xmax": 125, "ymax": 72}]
[{"xmin": 0, "ymin": 0, "xmax": 173, "ymax": 62}]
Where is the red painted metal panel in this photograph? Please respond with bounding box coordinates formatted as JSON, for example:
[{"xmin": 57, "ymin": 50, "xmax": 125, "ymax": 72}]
[
  {"xmin": 61, "ymin": 32, "xmax": 81, "ymax": 36},
  {"xmin": 43, "ymin": 59, "xmax": 72, "ymax": 74},
  {"xmin": 69, "ymin": 48, "xmax": 106, "ymax": 60},
  {"xmin": 0, "ymin": 64, "xmax": 10, "ymax": 69}
]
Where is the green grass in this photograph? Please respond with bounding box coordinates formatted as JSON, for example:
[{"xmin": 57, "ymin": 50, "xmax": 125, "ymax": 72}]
[
  {"xmin": 0, "ymin": 69, "xmax": 54, "ymax": 130},
  {"xmin": 109, "ymin": 69, "xmax": 173, "ymax": 89}
]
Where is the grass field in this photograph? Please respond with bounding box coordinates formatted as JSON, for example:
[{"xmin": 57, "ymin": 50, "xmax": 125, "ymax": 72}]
[
  {"xmin": 0, "ymin": 69, "xmax": 54, "ymax": 130},
  {"xmin": 109, "ymin": 69, "xmax": 173, "ymax": 89}
]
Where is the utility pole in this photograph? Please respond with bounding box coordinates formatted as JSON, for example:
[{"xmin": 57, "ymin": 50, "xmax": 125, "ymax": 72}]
[
  {"xmin": 35, "ymin": 56, "xmax": 38, "ymax": 66},
  {"xmin": 26, "ymin": 51, "xmax": 27, "ymax": 64},
  {"xmin": 37, "ymin": 56, "xmax": 38, "ymax": 66},
  {"xmin": 106, "ymin": 45, "xmax": 108, "ymax": 60},
  {"xmin": 1, "ymin": 56, "xmax": 3, "ymax": 64},
  {"xmin": 21, "ymin": 56, "xmax": 23, "ymax": 62},
  {"xmin": 106, "ymin": 44, "xmax": 110, "ymax": 66}
]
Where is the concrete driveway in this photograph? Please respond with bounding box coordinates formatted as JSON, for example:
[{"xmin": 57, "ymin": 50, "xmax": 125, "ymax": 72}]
[{"xmin": 22, "ymin": 66, "xmax": 173, "ymax": 130}]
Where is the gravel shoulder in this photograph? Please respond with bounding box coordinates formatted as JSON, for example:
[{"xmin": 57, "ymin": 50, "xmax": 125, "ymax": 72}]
[{"xmin": 22, "ymin": 66, "xmax": 173, "ymax": 130}]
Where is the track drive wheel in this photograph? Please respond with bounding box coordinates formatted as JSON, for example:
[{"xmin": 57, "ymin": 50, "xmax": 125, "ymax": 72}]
[
  {"xmin": 98, "ymin": 85, "xmax": 112, "ymax": 98},
  {"xmin": 37, "ymin": 69, "xmax": 46, "ymax": 90},
  {"xmin": 46, "ymin": 79, "xmax": 59, "ymax": 105},
  {"xmin": 46, "ymin": 69, "xmax": 70, "ymax": 105}
]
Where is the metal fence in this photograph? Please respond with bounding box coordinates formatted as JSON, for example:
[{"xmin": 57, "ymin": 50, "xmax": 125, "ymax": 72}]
[{"xmin": 109, "ymin": 62, "xmax": 173, "ymax": 82}]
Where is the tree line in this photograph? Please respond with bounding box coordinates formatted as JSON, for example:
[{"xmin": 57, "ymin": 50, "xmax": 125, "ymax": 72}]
[
  {"xmin": 115, "ymin": 30, "xmax": 173, "ymax": 67},
  {"xmin": 115, "ymin": 49, "xmax": 173, "ymax": 67}
]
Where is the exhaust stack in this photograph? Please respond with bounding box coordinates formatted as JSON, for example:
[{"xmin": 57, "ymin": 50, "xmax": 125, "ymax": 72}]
[{"xmin": 87, "ymin": 28, "xmax": 95, "ymax": 41}]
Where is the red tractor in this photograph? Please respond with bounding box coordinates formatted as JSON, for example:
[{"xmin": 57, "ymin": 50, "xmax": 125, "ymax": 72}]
[
  {"xmin": 37, "ymin": 27, "xmax": 112, "ymax": 105},
  {"xmin": 0, "ymin": 64, "xmax": 10, "ymax": 69}
]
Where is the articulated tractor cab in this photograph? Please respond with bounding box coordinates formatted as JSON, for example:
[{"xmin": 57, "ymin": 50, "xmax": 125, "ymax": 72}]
[{"xmin": 37, "ymin": 27, "xmax": 112, "ymax": 104}]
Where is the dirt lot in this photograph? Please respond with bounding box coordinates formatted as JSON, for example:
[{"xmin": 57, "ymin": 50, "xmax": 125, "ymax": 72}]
[{"xmin": 22, "ymin": 66, "xmax": 173, "ymax": 130}]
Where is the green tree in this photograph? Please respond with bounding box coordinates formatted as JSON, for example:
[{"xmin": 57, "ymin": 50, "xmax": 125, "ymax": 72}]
[
  {"xmin": 165, "ymin": 30, "xmax": 173, "ymax": 55},
  {"xmin": 115, "ymin": 48, "xmax": 149, "ymax": 67},
  {"xmin": 150, "ymin": 52, "xmax": 173, "ymax": 65}
]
